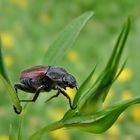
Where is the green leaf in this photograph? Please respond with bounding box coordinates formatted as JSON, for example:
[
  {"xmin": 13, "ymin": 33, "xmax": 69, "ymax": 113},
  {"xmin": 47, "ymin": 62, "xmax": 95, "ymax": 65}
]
[
  {"xmin": 0, "ymin": 37, "xmax": 22, "ymax": 113},
  {"xmin": 79, "ymin": 18, "xmax": 131, "ymax": 113},
  {"xmin": 9, "ymin": 124, "xmax": 15, "ymax": 140},
  {"xmin": 113, "ymin": 59, "xmax": 127, "ymax": 82},
  {"xmin": 0, "ymin": 74, "xmax": 22, "ymax": 113},
  {"xmin": 29, "ymin": 120, "xmax": 64, "ymax": 140},
  {"xmin": 17, "ymin": 117, "xmax": 23, "ymax": 140},
  {"xmin": 73, "ymin": 65, "xmax": 96, "ymax": 107},
  {"xmin": 62, "ymin": 97, "xmax": 140, "ymax": 133},
  {"xmin": 68, "ymin": 98, "xmax": 140, "ymax": 132},
  {"xmin": 29, "ymin": 96, "xmax": 140, "ymax": 139},
  {"xmin": 0, "ymin": 38, "xmax": 10, "ymax": 83},
  {"xmin": 42, "ymin": 11, "xmax": 94, "ymax": 65}
]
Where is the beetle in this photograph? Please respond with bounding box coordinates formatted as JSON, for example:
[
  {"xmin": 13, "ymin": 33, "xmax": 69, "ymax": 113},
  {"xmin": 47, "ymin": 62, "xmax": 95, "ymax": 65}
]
[{"xmin": 14, "ymin": 66, "xmax": 78, "ymax": 114}]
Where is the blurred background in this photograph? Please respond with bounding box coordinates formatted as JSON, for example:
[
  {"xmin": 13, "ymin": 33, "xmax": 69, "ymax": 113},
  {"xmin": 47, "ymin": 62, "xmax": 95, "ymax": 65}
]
[{"xmin": 0, "ymin": 0, "xmax": 140, "ymax": 140}]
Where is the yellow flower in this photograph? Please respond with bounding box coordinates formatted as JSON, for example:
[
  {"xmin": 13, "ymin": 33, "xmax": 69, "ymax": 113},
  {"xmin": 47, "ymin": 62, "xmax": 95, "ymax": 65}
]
[
  {"xmin": 117, "ymin": 68, "xmax": 132, "ymax": 82},
  {"xmin": 65, "ymin": 87, "xmax": 76, "ymax": 100},
  {"xmin": 121, "ymin": 90, "xmax": 133, "ymax": 100},
  {"xmin": 130, "ymin": 105, "xmax": 140, "ymax": 123},
  {"xmin": 4, "ymin": 55, "xmax": 14, "ymax": 67},
  {"xmin": 0, "ymin": 107, "xmax": 6, "ymax": 117},
  {"xmin": 11, "ymin": 0, "xmax": 28, "ymax": 9},
  {"xmin": 1, "ymin": 33, "xmax": 14, "ymax": 49},
  {"xmin": 39, "ymin": 14, "xmax": 50, "ymax": 24},
  {"xmin": 0, "ymin": 135, "xmax": 9, "ymax": 140},
  {"xmin": 51, "ymin": 129, "xmax": 70, "ymax": 140},
  {"xmin": 28, "ymin": 117, "xmax": 39, "ymax": 128},
  {"xmin": 67, "ymin": 50, "xmax": 79, "ymax": 62},
  {"xmin": 47, "ymin": 109, "xmax": 64, "ymax": 121},
  {"xmin": 107, "ymin": 124, "xmax": 120, "ymax": 137}
]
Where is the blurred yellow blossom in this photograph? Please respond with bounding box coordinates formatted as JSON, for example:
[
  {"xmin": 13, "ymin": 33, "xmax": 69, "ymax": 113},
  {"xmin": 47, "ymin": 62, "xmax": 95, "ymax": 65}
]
[
  {"xmin": 1, "ymin": 33, "xmax": 14, "ymax": 48},
  {"xmin": 28, "ymin": 117, "xmax": 39, "ymax": 128},
  {"xmin": 117, "ymin": 68, "xmax": 132, "ymax": 82},
  {"xmin": 11, "ymin": 0, "xmax": 28, "ymax": 8},
  {"xmin": 4, "ymin": 55, "xmax": 14, "ymax": 67},
  {"xmin": 48, "ymin": 109, "xmax": 64, "ymax": 121},
  {"xmin": 0, "ymin": 135, "xmax": 9, "ymax": 140},
  {"xmin": 39, "ymin": 14, "xmax": 50, "ymax": 24},
  {"xmin": 121, "ymin": 90, "xmax": 133, "ymax": 100},
  {"xmin": 0, "ymin": 107, "xmax": 6, "ymax": 117},
  {"xmin": 65, "ymin": 87, "xmax": 76, "ymax": 100},
  {"xmin": 130, "ymin": 105, "xmax": 140, "ymax": 123},
  {"xmin": 51, "ymin": 129, "xmax": 70, "ymax": 140},
  {"xmin": 67, "ymin": 50, "xmax": 79, "ymax": 62},
  {"xmin": 107, "ymin": 124, "xmax": 120, "ymax": 137}
]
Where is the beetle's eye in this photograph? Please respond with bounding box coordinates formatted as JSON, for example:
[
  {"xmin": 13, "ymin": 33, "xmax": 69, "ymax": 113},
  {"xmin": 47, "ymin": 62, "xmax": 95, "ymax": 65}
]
[{"xmin": 62, "ymin": 76, "xmax": 68, "ymax": 84}]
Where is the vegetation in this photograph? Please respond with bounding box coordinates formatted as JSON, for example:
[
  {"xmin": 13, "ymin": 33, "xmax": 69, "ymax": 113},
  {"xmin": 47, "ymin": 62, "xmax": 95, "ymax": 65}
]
[{"xmin": 0, "ymin": 1, "xmax": 140, "ymax": 140}]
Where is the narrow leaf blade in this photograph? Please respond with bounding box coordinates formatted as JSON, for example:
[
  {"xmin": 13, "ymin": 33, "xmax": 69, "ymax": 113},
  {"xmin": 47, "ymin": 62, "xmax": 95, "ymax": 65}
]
[
  {"xmin": 73, "ymin": 65, "xmax": 96, "ymax": 107},
  {"xmin": 0, "ymin": 37, "xmax": 10, "ymax": 82},
  {"xmin": 9, "ymin": 124, "xmax": 15, "ymax": 140},
  {"xmin": 30, "ymin": 96, "xmax": 140, "ymax": 138},
  {"xmin": 63, "ymin": 96, "xmax": 140, "ymax": 133},
  {"xmin": 0, "ymin": 74, "xmax": 22, "ymax": 113},
  {"xmin": 80, "ymin": 18, "xmax": 131, "ymax": 113},
  {"xmin": 42, "ymin": 11, "xmax": 94, "ymax": 65},
  {"xmin": 0, "ymin": 37, "xmax": 22, "ymax": 113}
]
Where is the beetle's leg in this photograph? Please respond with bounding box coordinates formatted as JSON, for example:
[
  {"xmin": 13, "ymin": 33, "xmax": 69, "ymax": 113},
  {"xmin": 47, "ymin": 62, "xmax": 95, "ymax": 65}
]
[
  {"xmin": 55, "ymin": 85, "xmax": 76, "ymax": 110},
  {"xmin": 20, "ymin": 85, "xmax": 45, "ymax": 102},
  {"xmin": 14, "ymin": 82, "xmax": 28, "ymax": 93},
  {"xmin": 45, "ymin": 91, "xmax": 60, "ymax": 103}
]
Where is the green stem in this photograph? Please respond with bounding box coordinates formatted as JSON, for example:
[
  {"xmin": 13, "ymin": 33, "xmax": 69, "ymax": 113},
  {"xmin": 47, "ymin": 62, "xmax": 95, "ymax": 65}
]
[
  {"xmin": 29, "ymin": 120, "xmax": 65, "ymax": 140},
  {"xmin": 0, "ymin": 74, "xmax": 22, "ymax": 113}
]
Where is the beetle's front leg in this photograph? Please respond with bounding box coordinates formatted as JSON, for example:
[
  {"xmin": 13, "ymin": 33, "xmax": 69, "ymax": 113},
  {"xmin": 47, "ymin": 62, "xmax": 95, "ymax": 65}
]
[{"xmin": 55, "ymin": 85, "xmax": 76, "ymax": 110}]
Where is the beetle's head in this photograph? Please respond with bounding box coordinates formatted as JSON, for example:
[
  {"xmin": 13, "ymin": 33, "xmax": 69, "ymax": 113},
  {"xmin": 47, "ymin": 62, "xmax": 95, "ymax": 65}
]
[{"xmin": 63, "ymin": 74, "xmax": 78, "ymax": 90}]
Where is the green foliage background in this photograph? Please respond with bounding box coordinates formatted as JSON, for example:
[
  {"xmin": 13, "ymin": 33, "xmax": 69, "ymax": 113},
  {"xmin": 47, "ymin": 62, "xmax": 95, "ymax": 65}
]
[{"xmin": 0, "ymin": 0, "xmax": 140, "ymax": 140}]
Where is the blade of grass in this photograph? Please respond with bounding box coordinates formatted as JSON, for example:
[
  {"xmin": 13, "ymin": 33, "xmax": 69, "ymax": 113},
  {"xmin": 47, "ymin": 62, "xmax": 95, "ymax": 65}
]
[
  {"xmin": 9, "ymin": 124, "xmax": 15, "ymax": 140},
  {"xmin": 0, "ymin": 36, "xmax": 22, "ymax": 113},
  {"xmin": 0, "ymin": 74, "xmax": 22, "ymax": 113},
  {"xmin": 93, "ymin": 17, "xmax": 130, "ymax": 101},
  {"xmin": 29, "ymin": 120, "xmax": 64, "ymax": 140},
  {"xmin": 73, "ymin": 65, "xmax": 97, "ymax": 107},
  {"xmin": 17, "ymin": 117, "xmax": 23, "ymax": 140},
  {"xmin": 0, "ymin": 37, "xmax": 10, "ymax": 83},
  {"xmin": 79, "ymin": 18, "xmax": 131, "ymax": 112},
  {"xmin": 29, "ymin": 96, "xmax": 140, "ymax": 139},
  {"xmin": 63, "ymin": 96, "xmax": 140, "ymax": 133},
  {"xmin": 42, "ymin": 11, "xmax": 94, "ymax": 65},
  {"xmin": 113, "ymin": 59, "xmax": 127, "ymax": 82}
]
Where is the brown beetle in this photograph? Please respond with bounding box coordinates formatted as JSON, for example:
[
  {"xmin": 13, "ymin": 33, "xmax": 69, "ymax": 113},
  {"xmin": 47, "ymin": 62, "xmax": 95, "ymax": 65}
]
[{"xmin": 14, "ymin": 66, "xmax": 78, "ymax": 113}]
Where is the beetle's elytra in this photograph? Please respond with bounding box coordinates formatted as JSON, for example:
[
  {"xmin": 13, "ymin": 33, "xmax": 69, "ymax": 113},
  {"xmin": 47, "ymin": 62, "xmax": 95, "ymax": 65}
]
[{"xmin": 14, "ymin": 66, "xmax": 78, "ymax": 114}]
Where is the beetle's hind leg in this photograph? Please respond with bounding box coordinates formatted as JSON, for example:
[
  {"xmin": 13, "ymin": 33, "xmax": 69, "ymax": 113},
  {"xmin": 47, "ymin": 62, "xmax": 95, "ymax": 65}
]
[
  {"xmin": 14, "ymin": 82, "xmax": 27, "ymax": 93},
  {"xmin": 45, "ymin": 91, "xmax": 60, "ymax": 103},
  {"xmin": 20, "ymin": 85, "xmax": 45, "ymax": 102}
]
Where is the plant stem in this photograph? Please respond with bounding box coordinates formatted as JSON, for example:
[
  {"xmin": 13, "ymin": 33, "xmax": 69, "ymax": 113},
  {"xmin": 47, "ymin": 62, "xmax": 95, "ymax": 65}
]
[{"xmin": 29, "ymin": 120, "xmax": 64, "ymax": 140}]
